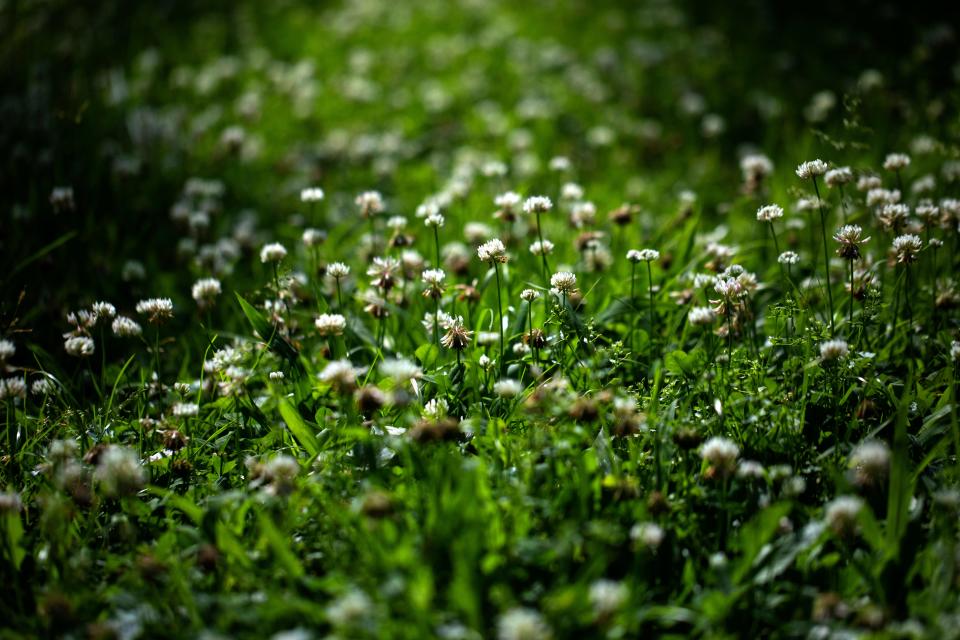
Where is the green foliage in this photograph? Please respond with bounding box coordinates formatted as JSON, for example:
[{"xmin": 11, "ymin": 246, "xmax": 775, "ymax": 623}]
[{"xmin": 0, "ymin": 0, "xmax": 958, "ymax": 638}]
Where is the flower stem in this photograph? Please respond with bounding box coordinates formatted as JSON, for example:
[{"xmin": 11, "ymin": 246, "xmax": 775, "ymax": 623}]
[
  {"xmin": 812, "ymin": 177, "xmax": 835, "ymax": 336},
  {"xmin": 646, "ymin": 261, "xmax": 655, "ymax": 351},
  {"xmin": 494, "ymin": 262, "xmax": 505, "ymax": 360},
  {"xmin": 848, "ymin": 259, "xmax": 855, "ymax": 331},
  {"xmin": 535, "ymin": 210, "xmax": 550, "ymax": 280}
]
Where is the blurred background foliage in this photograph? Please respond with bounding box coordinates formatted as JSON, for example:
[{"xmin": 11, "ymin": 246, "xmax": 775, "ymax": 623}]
[{"xmin": 0, "ymin": 0, "xmax": 957, "ymax": 354}]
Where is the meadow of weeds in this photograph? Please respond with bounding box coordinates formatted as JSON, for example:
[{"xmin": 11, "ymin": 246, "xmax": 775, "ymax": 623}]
[{"xmin": 2, "ymin": 0, "xmax": 960, "ymax": 637}]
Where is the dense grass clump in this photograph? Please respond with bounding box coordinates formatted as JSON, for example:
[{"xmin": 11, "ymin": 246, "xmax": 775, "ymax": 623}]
[{"xmin": 2, "ymin": 1, "xmax": 960, "ymax": 637}]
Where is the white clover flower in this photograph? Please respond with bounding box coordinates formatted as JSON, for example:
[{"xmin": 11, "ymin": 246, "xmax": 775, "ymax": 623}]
[
  {"xmin": 315, "ymin": 313, "xmax": 347, "ymax": 337},
  {"xmin": 477, "ymin": 238, "xmax": 507, "ymax": 263},
  {"xmin": 0, "ymin": 491, "xmax": 22, "ymax": 513},
  {"xmin": 380, "ymin": 358, "xmax": 422, "ymax": 384},
  {"xmin": 0, "ymin": 377, "xmax": 26, "ymax": 400},
  {"xmin": 0, "ymin": 339, "xmax": 14, "ymax": 362},
  {"xmin": 866, "ymin": 188, "xmax": 900, "ymax": 207},
  {"xmin": 833, "ymin": 225, "xmax": 870, "ymax": 260},
  {"xmin": 91, "ymin": 301, "xmax": 116, "ymax": 318},
  {"xmin": 136, "ymin": 298, "xmax": 174, "ymax": 323},
  {"xmin": 522, "ymin": 196, "xmax": 553, "ymax": 215},
  {"xmin": 481, "ymin": 160, "xmax": 508, "ymax": 177},
  {"xmin": 892, "ymin": 234, "xmax": 922, "ymax": 263},
  {"xmin": 64, "ymin": 336, "xmax": 95, "ymax": 357},
  {"xmin": 520, "ymin": 289, "xmax": 541, "ymax": 302},
  {"xmin": 701, "ymin": 436, "xmax": 739, "ymax": 473},
  {"xmin": 857, "ymin": 175, "xmax": 882, "ymax": 192},
  {"xmin": 529, "ymin": 240, "xmax": 554, "ymax": 256},
  {"xmin": 819, "ymin": 339, "xmax": 849, "ymax": 362},
  {"xmin": 796, "ymin": 159, "xmax": 829, "ymax": 179},
  {"xmin": 778, "ymin": 251, "xmax": 800, "ymax": 265},
  {"xmin": 824, "ymin": 167, "xmax": 853, "ymax": 187},
  {"xmin": 756, "ymin": 204, "xmax": 784, "ymax": 222},
  {"xmin": 269, "ymin": 371, "xmax": 285, "ymax": 381},
  {"xmin": 326, "ymin": 588, "xmax": 374, "ymax": 629},
  {"xmin": 300, "ymin": 187, "xmax": 325, "ymax": 202},
  {"xmin": 493, "ymin": 378, "xmax": 523, "ymax": 398},
  {"xmin": 588, "ymin": 579, "xmax": 628, "ymax": 617},
  {"xmin": 422, "ymin": 310, "xmax": 454, "ymax": 333},
  {"xmin": 112, "ymin": 316, "xmax": 142, "ymax": 338},
  {"xmin": 262, "ymin": 455, "xmax": 299, "ymax": 496},
  {"xmin": 688, "ymin": 306, "xmax": 716, "ymax": 326},
  {"xmin": 692, "ymin": 273, "xmax": 716, "ymax": 289},
  {"xmin": 386, "ymin": 216, "xmax": 408, "ymax": 232},
  {"xmin": 910, "ymin": 173, "xmax": 937, "ymax": 194},
  {"xmin": 561, "ymin": 182, "xmax": 584, "ymax": 200},
  {"xmin": 355, "ymin": 191, "xmax": 384, "ymax": 217},
  {"xmin": 626, "ymin": 250, "xmax": 643, "ymax": 263},
  {"xmin": 67, "ymin": 309, "xmax": 98, "ymax": 329},
  {"xmin": 849, "ymin": 440, "xmax": 890, "ymax": 485},
  {"xmin": 634, "ymin": 249, "xmax": 660, "ymax": 262},
  {"xmin": 424, "ymin": 212, "xmax": 445, "ymax": 228},
  {"xmin": 319, "ymin": 359, "xmax": 359, "ymax": 392},
  {"xmin": 951, "ymin": 341, "xmax": 960, "ymax": 362},
  {"xmin": 49, "ymin": 186, "xmax": 75, "ymax": 212},
  {"xmin": 31, "ymin": 378, "xmax": 56, "ymax": 396},
  {"xmin": 631, "ymin": 521, "xmax": 664, "ymax": 549},
  {"xmin": 825, "ymin": 495, "xmax": 863, "ymax": 536},
  {"xmin": 495, "ymin": 191, "xmax": 522, "ymax": 211},
  {"xmin": 423, "ymin": 397, "xmax": 449, "ymax": 420},
  {"xmin": 740, "ymin": 154, "xmax": 773, "ymax": 180},
  {"xmin": 303, "ymin": 228, "xmax": 326, "ymax": 246},
  {"xmin": 550, "ymin": 271, "xmax": 577, "ymax": 294},
  {"xmin": 549, "ymin": 156, "xmax": 571, "ymax": 172},
  {"xmin": 172, "ymin": 402, "xmax": 199, "ymax": 417},
  {"xmin": 478, "ymin": 354, "xmax": 493, "ymax": 370},
  {"xmin": 713, "ymin": 277, "xmax": 743, "ymax": 300},
  {"xmin": 421, "ymin": 269, "xmax": 445, "ymax": 286},
  {"xmin": 191, "ymin": 278, "xmax": 222, "ymax": 305},
  {"xmin": 496, "ymin": 608, "xmax": 551, "ymax": 640},
  {"xmin": 328, "ymin": 262, "xmax": 351, "ymax": 279},
  {"xmin": 476, "ymin": 331, "xmax": 499, "ymax": 346},
  {"xmin": 570, "ymin": 200, "xmax": 597, "ymax": 226},
  {"xmin": 915, "ymin": 203, "xmax": 940, "ymax": 225},
  {"xmin": 416, "ymin": 200, "xmax": 440, "ymax": 219},
  {"xmin": 94, "ymin": 446, "xmax": 145, "ymax": 497},
  {"xmin": 260, "ymin": 242, "xmax": 288, "ymax": 263},
  {"xmin": 464, "ymin": 222, "xmax": 493, "ymax": 243},
  {"xmin": 736, "ymin": 460, "xmax": 765, "ymax": 479},
  {"xmin": 883, "ymin": 153, "xmax": 911, "ymax": 171}
]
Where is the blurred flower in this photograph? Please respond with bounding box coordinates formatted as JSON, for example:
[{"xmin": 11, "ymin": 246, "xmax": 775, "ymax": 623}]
[
  {"xmin": 260, "ymin": 242, "xmax": 288, "ymax": 263},
  {"xmin": 796, "ymin": 159, "xmax": 828, "ymax": 180}
]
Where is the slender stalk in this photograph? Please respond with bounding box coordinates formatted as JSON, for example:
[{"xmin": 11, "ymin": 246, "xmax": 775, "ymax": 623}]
[
  {"xmin": 154, "ymin": 326, "xmax": 161, "ymax": 380},
  {"xmin": 535, "ymin": 211, "xmax": 550, "ymax": 280},
  {"xmin": 493, "ymin": 262, "xmax": 505, "ymax": 359},
  {"xmin": 646, "ymin": 261, "xmax": 655, "ymax": 348},
  {"xmin": 433, "ymin": 226, "xmax": 441, "ymax": 269},
  {"xmin": 433, "ymin": 297, "xmax": 441, "ymax": 347},
  {"xmin": 768, "ymin": 222, "xmax": 787, "ymax": 292},
  {"xmin": 812, "ymin": 177, "xmax": 835, "ymax": 335},
  {"xmin": 630, "ymin": 261, "xmax": 637, "ymax": 352},
  {"xmin": 848, "ymin": 259, "xmax": 855, "ymax": 330}
]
